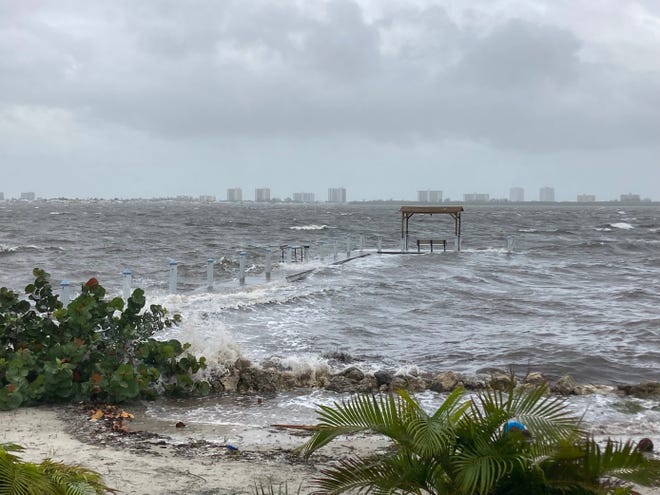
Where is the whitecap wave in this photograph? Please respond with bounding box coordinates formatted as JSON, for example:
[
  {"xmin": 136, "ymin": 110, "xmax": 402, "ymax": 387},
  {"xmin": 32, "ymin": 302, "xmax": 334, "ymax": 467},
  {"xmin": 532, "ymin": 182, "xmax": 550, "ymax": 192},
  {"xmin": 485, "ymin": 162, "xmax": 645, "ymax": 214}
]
[
  {"xmin": 610, "ymin": 222, "xmax": 634, "ymax": 230},
  {"xmin": 289, "ymin": 224, "xmax": 329, "ymax": 231}
]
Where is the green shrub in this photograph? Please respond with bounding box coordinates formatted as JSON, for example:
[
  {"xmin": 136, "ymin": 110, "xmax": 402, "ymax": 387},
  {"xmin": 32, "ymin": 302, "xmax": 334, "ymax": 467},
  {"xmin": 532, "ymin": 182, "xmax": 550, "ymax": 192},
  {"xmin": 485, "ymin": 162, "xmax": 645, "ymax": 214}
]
[{"xmin": 0, "ymin": 268, "xmax": 209, "ymax": 409}]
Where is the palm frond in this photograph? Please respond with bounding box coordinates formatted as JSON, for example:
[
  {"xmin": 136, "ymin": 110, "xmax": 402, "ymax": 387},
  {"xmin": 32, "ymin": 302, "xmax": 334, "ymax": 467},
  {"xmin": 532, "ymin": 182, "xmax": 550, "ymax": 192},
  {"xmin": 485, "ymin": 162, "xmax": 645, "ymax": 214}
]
[
  {"xmin": 467, "ymin": 384, "xmax": 580, "ymax": 455},
  {"xmin": 453, "ymin": 434, "xmax": 528, "ymax": 495},
  {"xmin": 429, "ymin": 387, "xmax": 470, "ymax": 423},
  {"xmin": 509, "ymin": 386, "xmax": 580, "ymax": 445},
  {"xmin": 40, "ymin": 459, "xmax": 116, "ymax": 494},
  {"xmin": 313, "ymin": 452, "xmax": 439, "ymax": 495},
  {"xmin": 299, "ymin": 393, "xmax": 415, "ymax": 458},
  {"xmin": 404, "ymin": 388, "xmax": 470, "ymax": 458},
  {"xmin": 0, "ymin": 457, "xmax": 55, "ymax": 495},
  {"xmin": 541, "ymin": 436, "xmax": 660, "ymax": 492}
]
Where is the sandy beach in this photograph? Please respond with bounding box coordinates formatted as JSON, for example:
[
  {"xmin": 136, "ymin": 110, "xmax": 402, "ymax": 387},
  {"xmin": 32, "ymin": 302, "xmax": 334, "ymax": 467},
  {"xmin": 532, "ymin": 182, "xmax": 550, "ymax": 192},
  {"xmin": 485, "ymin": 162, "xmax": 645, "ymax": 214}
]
[
  {"xmin": 1, "ymin": 404, "xmax": 658, "ymax": 495},
  {"xmin": 0, "ymin": 404, "xmax": 389, "ymax": 494}
]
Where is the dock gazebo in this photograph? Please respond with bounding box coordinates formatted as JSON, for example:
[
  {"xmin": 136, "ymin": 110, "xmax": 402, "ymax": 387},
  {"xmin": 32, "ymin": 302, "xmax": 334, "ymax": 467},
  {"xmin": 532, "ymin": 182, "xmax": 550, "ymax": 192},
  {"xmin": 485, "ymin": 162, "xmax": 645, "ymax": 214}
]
[{"xmin": 400, "ymin": 206, "xmax": 464, "ymax": 252}]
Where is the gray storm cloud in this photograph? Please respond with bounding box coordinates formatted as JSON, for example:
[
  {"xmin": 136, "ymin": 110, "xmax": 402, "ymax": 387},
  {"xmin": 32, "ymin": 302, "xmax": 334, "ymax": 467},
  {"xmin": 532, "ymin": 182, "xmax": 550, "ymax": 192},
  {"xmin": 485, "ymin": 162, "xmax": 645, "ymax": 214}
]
[
  {"xmin": 1, "ymin": 0, "xmax": 658, "ymax": 152},
  {"xmin": 0, "ymin": 0, "xmax": 658, "ymax": 200}
]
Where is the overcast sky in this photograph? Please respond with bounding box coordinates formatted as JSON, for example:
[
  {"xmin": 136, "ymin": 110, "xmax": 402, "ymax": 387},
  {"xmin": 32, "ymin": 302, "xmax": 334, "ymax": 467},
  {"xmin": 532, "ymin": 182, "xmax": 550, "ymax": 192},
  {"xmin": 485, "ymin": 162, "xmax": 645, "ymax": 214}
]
[{"xmin": 1, "ymin": 0, "xmax": 659, "ymax": 201}]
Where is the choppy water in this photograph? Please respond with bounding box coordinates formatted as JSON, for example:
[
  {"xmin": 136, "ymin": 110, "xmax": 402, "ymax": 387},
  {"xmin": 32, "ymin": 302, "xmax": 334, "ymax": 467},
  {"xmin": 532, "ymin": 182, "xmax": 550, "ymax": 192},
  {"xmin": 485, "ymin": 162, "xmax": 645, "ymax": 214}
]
[{"xmin": 1, "ymin": 200, "xmax": 659, "ymax": 444}]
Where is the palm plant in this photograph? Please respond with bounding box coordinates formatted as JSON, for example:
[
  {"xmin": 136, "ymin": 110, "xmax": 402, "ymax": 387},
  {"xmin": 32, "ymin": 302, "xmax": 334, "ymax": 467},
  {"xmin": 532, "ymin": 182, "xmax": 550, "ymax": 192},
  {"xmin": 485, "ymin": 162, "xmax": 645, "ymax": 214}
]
[
  {"xmin": 298, "ymin": 384, "xmax": 660, "ymax": 495},
  {"xmin": 0, "ymin": 443, "xmax": 115, "ymax": 495}
]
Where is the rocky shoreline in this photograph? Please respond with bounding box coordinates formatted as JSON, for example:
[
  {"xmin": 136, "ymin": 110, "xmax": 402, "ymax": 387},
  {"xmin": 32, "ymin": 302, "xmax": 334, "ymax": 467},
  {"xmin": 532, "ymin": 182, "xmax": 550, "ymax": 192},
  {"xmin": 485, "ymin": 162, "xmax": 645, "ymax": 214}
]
[{"xmin": 206, "ymin": 356, "xmax": 660, "ymax": 399}]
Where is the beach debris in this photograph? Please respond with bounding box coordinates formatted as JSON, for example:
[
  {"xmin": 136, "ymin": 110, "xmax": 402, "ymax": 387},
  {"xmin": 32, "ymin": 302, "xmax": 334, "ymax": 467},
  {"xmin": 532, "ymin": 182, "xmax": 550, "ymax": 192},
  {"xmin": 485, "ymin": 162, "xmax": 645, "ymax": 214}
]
[
  {"xmin": 87, "ymin": 404, "xmax": 135, "ymax": 433},
  {"xmin": 90, "ymin": 409, "xmax": 105, "ymax": 421},
  {"xmin": 271, "ymin": 424, "xmax": 318, "ymax": 431}
]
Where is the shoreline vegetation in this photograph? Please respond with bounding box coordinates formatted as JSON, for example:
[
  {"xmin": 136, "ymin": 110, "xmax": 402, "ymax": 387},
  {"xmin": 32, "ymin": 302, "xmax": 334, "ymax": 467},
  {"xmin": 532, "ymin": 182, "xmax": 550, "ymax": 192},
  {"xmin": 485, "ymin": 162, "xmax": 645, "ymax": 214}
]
[{"xmin": 2, "ymin": 271, "xmax": 659, "ymax": 494}]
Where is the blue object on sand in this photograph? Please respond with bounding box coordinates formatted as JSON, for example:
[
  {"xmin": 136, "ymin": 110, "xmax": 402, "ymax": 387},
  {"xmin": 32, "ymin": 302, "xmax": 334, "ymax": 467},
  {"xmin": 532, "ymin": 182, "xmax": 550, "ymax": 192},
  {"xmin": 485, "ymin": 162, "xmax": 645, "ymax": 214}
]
[
  {"xmin": 225, "ymin": 444, "xmax": 239, "ymax": 451},
  {"xmin": 504, "ymin": 420, "xmax": 527, "ymax": 432}
]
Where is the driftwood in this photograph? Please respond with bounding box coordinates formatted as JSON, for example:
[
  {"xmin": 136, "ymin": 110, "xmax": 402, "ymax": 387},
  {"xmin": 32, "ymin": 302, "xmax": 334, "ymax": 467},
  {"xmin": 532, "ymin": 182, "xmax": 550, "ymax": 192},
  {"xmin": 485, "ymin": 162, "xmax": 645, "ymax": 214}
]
[{"xmin": 270, "ymin": 424, "xmax": 318, "ymax": 431}]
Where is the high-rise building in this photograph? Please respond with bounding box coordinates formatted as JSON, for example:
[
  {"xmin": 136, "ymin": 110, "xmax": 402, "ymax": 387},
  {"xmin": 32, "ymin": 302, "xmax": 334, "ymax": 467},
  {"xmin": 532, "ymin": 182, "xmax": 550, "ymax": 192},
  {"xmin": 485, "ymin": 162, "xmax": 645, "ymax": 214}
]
[
  {"xmin": 509, "ymin": 187, "xmax": 525, "ymax": 202},
  {"xmin": 577, "ymin": 194, "xmax": 595, "ymax": 202},
  {"xmin": 463, "ymin": 193, "xmax": 489, "ymax": 202},
  {"xmin": 327, "ymin": 187, "xmax": 347, "ymax": 203},
  {"xmin": 620, "ymin": 193, "xmax": 641, "ymax": 203},
  {"xmin": 293, "ymin": 192, "xmax": 315, "ymax": 202},
  {"xmin": 418, "ymin": 190, "xmax": 443, "ymax": 203},
  {"xmin": 539, "ymin": 187, "xmax": 555, "ymax": 202},
  {"xmin": 255, "ymin": 188, "xmax": 271, "ymax": 202},
  {"xmin": 227, "ymin": 187, "xmax": 242, "ymax": 202},
  {"xmin": 20, "ymin": 192, "xmax": 35, "ymax": 201},
  {"xmin": 429, "ymin": 190, "xmax": 442, "ymax": 203}
]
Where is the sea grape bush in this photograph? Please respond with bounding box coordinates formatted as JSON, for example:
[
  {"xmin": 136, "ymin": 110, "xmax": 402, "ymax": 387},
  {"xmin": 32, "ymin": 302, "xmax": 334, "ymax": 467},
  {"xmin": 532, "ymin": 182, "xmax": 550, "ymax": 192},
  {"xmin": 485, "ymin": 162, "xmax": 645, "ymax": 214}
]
[{"xmin": 0, "ymin": 268, "xmax": 209, "ymax": 409}]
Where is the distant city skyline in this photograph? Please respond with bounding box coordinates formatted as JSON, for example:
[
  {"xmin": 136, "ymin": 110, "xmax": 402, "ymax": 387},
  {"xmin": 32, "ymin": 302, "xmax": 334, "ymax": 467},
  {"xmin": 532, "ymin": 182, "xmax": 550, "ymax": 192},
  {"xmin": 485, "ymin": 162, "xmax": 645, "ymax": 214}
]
[
  {"xmin": 1, "ymin": 185, "xmax": 654, "ymax": 203},
  {"xmin": 0, "ymin": 183, "xmax": 656, "ymax": 203}
]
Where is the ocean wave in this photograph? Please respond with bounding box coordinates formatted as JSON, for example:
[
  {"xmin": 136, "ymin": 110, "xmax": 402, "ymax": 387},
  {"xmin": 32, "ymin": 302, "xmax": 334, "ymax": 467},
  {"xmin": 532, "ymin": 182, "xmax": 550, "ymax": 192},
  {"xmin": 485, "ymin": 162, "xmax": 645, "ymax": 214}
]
[
  {"xmin": 0, "ymin": 244, "xmax": 43, "ymax": 254},
  {"xmin": 289, "ymin": 224, "xmax": 330, "ymax": 231},
  {"xmin": 610, "ymin": 222, "xmax": 634, "ymax": 230}
]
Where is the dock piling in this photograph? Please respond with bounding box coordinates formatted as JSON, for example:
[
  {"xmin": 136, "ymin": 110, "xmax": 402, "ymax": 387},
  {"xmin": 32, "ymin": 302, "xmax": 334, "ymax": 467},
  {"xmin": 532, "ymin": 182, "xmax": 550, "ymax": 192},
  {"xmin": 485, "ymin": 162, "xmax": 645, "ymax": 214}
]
[
  {"xmin": 60, "ymin": 280, "xmax": 71, "ymax": 305},
  {"xmin": 265, "ymin": 247, "xmax": 272, "ymax": 281},
  {"xmin": 506, "ymin": 236, "xmax": 516, "ymax": 253},
  {"xmin": 239, "ymin": 251, "xmax": 246, "ymax": 286},
  {"xmin": 319, "ymin": 240, "xmax": 325, "ymax": 262},
  {"xmin": 169, "ymin": 260, "xmax": 178, "ymax": 293},
  {"xmin": 122, "ymin": 269, "xmax": 132, "ymax": 299},
  {"xmin": 207, "ymin": 258, "xmax": 215, "ymax": 290}
]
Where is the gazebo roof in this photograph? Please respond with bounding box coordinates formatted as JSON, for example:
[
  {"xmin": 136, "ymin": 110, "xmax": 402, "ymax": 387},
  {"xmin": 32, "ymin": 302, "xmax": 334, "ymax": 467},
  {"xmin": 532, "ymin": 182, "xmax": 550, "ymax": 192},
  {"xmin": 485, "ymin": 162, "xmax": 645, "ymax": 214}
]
[
  {"xmin": 399, "ymin": 205, "xmax": 464, "ymax": 252},
  {"xmin": 400, "ymin": 206, "xmax": 464, "ymax": 215}
]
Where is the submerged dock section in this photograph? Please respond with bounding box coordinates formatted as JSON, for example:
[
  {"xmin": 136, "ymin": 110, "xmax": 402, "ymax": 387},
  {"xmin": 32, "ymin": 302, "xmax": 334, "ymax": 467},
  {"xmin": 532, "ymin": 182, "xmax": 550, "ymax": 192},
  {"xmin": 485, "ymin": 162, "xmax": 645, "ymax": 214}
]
[{"xmin": 400, "ymin": 206, "xmax": 464, "ymax": 252}]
